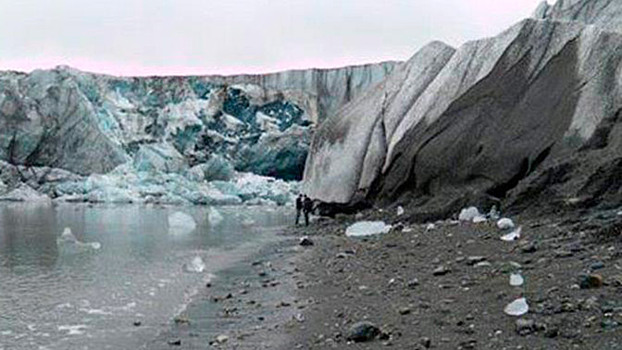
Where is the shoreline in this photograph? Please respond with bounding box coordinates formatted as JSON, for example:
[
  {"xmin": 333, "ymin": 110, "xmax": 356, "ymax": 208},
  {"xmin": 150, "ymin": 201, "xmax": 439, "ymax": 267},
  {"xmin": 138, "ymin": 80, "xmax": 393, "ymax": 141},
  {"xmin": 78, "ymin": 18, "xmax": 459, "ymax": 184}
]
[
  {"xmin": 144, "ymin": 207, "xmax": 622, "ymax": 349},
  {"xmin": 146, "ymin": 225, "xmax": 308, "ymax": 349}
]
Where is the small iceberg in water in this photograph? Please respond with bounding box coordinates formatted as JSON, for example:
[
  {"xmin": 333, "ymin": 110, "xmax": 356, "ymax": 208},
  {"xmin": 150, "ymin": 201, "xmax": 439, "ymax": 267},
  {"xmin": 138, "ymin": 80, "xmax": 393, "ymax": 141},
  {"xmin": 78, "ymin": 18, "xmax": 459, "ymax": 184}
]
[
  {"xmin": 183, "ymin": 256, "xmax": 206, "ymax": 273},
  {"xmin": 168, "ymin": 211, "xmax": 197, "ymax": 235},
  {"xmin": 57, "ymin": 228, "xmax": 101, "ymax": 252},
  {"xmin": 345, "ymin": 221, "xmax": 392, "ymax": 237}
]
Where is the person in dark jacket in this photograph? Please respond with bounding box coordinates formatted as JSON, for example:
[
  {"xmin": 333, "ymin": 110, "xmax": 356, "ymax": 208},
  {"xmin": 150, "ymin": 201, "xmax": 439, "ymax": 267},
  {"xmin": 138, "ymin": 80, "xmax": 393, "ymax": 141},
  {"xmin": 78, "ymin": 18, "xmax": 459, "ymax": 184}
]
[
  {"xmin": 295, "ymin": 194, "xmax": 303, "ymax": 225},
  {"xmin": 303, "ymin": 195, "xmax": 313, "ymax": 226}
]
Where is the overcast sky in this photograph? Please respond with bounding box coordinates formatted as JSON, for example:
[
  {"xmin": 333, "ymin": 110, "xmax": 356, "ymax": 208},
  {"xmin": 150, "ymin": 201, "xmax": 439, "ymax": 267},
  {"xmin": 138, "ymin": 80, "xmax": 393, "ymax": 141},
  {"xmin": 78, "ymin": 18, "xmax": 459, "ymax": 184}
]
[{"xmin": 0, "ymin": 0, "xmax": 546, "ymax": 76}]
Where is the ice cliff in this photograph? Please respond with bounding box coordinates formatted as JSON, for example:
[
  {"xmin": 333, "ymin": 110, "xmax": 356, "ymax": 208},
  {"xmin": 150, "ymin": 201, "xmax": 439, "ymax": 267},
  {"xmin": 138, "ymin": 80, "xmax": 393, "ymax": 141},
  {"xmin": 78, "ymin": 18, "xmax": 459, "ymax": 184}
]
[
  {"xmin": 304, "ymin": 0, "xmax": 622, "ymax": 218},
  {"xmin": 0, "ymin": 62, "xmax": 397, "ymax": 204}
]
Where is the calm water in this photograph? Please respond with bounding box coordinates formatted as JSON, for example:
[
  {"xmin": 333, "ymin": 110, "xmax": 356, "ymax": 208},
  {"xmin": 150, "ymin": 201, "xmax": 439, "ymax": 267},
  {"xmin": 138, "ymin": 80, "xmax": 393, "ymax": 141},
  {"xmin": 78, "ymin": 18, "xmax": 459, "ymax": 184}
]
[{"xmin": 0, "ymin": 203, "xmax": 292, "ymax": 350}]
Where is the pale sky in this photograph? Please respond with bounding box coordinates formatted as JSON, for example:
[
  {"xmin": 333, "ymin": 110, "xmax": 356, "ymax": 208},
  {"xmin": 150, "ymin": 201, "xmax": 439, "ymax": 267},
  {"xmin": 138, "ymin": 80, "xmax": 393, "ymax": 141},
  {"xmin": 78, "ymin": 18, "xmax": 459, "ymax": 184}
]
[{"xmin": 0, "ymin": 0, "xmax": 546, "ymax": 76}]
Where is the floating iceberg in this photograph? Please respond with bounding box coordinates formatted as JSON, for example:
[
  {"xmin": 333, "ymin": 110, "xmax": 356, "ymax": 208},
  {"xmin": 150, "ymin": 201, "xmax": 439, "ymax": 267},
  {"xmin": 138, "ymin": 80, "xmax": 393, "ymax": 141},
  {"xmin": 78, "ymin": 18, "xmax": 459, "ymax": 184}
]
[
  {"xmin": 497, "ymin": 218, "xmax": 515, "ymax": 230},
  {"xmin": 345, "ymin": 221, "xmax": 392, "ymax": 237},
  {"xmin": 183, "ymin": 256, "xmax": 206, "ymax": 273},
  {"xmin": 168, "ymin": 212, "xmax": 197, "ymax": 235},
  {"xmin": 208, "ymin": 207, "xmax": 223, "ymax": 226},
  {"xmin": 57, "ymin": 227, "xmax": 101, "ymax": 252},
  {"xmin": 504, "ymin": 297, "xmax": 529, "ymax": 316}
]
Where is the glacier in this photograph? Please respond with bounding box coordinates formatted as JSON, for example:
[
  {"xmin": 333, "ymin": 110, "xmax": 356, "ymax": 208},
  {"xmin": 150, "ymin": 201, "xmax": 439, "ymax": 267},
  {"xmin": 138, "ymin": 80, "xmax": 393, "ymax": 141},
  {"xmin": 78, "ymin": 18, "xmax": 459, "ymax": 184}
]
[{"xmin": 0, "ymin": 62, "xmax": 397, "ymax": 205}]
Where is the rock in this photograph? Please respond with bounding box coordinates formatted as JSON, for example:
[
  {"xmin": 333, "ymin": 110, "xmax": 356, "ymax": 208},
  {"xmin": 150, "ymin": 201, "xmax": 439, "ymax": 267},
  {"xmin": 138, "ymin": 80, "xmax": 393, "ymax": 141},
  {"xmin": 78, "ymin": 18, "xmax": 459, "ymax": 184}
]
[
  {"xmin": 167, "ymin": 339, "xmax": 182, "ymax": 346},
  {"xmin": 398, "ymin": 307, "xmax": 411, "ymax": 315},
  {"xmin": 520, "ymin": 242, "xmax": 537, "ymax": 253},
  {"xmin": 299, "ymin": 236, "xmax": 314, "ymax": 246},
  {"xmin": 346, "ymin": 321, "xmax": 380, "ymax": 342},
  {"xmin": 590, "ymin": 261, "xmax": 605, "ymax": 270},
  {"xmin": 420, "ymin": 337, "xmax": 432, "ymax": 348},
  {"xmin": 466, "ymin": 256, "xmax": 486, "ymax": 266},
  {"xmin": 515, "ymin": 318, "xmax": 536, "ymax": 336},
  {"xmin": 433, "ymin": 266, "xmax": 450, "ymax": 276},
  {"xmin": 215, "ymin": 334, "xmax": 229, "ymax": 344},
  {"xmin": 133, "ymin": 321, "xmax": 142, "ymax": 327},
  {"xmin": 579, "ymin": 274, "xmax": 603, "ymax": 289},
  {"xmin": 407, "ymin": 278, "xmax": 420, "ymax": 288},
  {"xmin": 555, "ymin": 249, "xmax": 573, "ymax": 258}
]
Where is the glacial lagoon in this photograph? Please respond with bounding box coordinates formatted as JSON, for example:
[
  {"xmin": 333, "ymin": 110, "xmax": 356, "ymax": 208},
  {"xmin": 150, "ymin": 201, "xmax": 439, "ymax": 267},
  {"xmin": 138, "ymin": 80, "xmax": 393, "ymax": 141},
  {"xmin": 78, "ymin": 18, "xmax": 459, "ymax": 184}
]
[{"xmin": 0, "ymin": 203, "xmax": 291, "ymax": 350}]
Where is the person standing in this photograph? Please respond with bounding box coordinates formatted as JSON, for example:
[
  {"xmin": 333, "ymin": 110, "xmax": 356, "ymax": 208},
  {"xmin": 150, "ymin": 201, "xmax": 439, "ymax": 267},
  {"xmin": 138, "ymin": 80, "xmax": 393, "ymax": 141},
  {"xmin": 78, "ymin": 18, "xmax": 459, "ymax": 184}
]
[
  {"xmin": 303, "ymin": 195, "xmax": 313, "ymax": 226},
  {"xmin": 295, "ymin": 194, "xmax": 303, "ymax": 225}
]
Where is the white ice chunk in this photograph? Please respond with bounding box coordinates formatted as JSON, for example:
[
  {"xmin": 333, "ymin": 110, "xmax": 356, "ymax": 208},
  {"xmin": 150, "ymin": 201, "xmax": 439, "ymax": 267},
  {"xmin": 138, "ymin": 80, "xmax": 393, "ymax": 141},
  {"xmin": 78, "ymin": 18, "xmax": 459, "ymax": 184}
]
[
  {"xmin": 458, "ymin": 207, "xmax": 480, "ymax": 222},
  {"xmin": 510, "ymin": 273, "xmax": 524, "ymax": 287},
  {"xmin": 345, "ymin": 221, "xmax": 392, "ymax": 237},
  {"xmin": 183, "ymin": 256, "xmax": 206, "ymax": 273},
  {"xmin": 57, "ymin": 227, "xmax": 101, "ymax": 252},
  {"xmin": 472, "ymin": 215, "xmax": 487, "ymax": 224},
  {"xmin": 208, "ymin": 207, "xmax": 223, "ymax": 226},
  {"xmin": 501, "ymin": 226, "xmax": 522, "ymax": 241},
  {"xmin": 0, "ymin": 184, "xmax": 51, "ymax": 203},
  {"xmin": 497, "ymin": 218, "xmax": 515, "ymax": 230},
  {"xmin": 168, "ymin": 212, "xmax": 197, "ymax": 235},
  {"xmin": 396, "ymin": 206, "xmax": 404, "ymax": 216},
  {"xmin": 504, "ymin": 297, "xmax": 529, "ymax": 316},
  {"xmin": 58, "ymin": 325, "xmax": 88, "ymax": 335}
]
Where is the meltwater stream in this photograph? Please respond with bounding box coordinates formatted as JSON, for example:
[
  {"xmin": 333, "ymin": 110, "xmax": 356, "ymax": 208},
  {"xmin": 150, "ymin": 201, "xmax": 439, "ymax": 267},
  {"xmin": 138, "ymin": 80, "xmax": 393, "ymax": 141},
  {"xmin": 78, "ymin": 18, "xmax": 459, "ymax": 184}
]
[{"xmin": 0, "ymin": 203, "xmax": 292, "ymax": 350}]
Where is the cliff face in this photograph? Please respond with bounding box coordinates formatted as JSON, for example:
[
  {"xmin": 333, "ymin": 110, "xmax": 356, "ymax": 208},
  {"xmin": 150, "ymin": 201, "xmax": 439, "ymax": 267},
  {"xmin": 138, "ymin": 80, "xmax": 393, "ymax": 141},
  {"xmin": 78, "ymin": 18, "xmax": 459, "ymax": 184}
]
[
  {"xmin": 0, "ymin": 62, "xmax": 398, "ymax": 178},
  {"xmin": 304, "ymin": 0, "xmax": 622, "ymax": 218}
]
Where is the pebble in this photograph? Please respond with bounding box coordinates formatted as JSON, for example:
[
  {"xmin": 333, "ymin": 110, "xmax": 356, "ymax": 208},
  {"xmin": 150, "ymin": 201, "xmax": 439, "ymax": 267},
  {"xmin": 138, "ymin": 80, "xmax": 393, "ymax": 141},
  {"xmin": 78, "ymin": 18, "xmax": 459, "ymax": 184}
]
[
  {"xmin": 520, "ymin": 242, "xmax": 537, "ymax": 253},
  {"xmin": 407, "ymin": 278, "xmax": 420, "ymax": 288},
  {"xmin": 216, "ymin": 334, "xmax": 229, "ymax": 344},
  {"xmin": 579, "ymin": 274, "xmax": 603, "ymax": 289},
  {"xmin": 346, "ymin": 321, "xmax": 380, "ymax": 342},
  {"xmin": 555, "ymin": 249, "xmax": 573, "ymax": 258},
  {"xmin": 432, "ymin": 266, "xmax": 450, "ymax": 276},
  {"xmin": 398, "ymin": 307, "xmax": 411, "ymax": 315},
  {"xmin": 515, "ymin": 319, "xmax": 536, "ymax": 336},
  {"xmin": 420, "ymin": 337, "xmax": 431, "ymax": 348},
  {"xmin": 167, "ymin": 339, "xmax": 181, "ymax": 346},
  {"xmin": 466, "ymin": 256, "xmax": 486, "ymax": 266},
  {"xmin": 299, "ymin": 236, "xmax": 314, "ymax": 247},
  {"xmin": 590, "ymin": 261, "xmax": 605, "ymax": 270}
]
